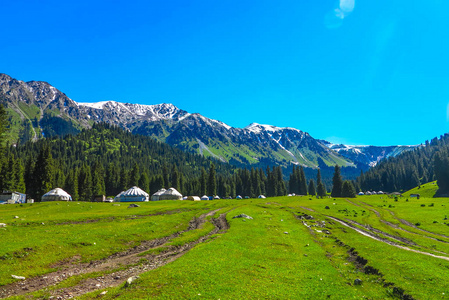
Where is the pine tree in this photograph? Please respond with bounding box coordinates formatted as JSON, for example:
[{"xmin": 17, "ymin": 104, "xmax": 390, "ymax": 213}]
[
  {"xmin": 342, "ymin": 180, "xmax": 357, "ymax": 198},
  {"xmin": 130, "ymin": 163, "xmax": 140, "ymax": 187},
  {"xmin": 139, "ymin": 172, "xmax": 150, "ymax": 194},
  {"xmin": 78, "ymin": 164, "xmax": 93, "ymax": 201},
  {"xmin": 308, "ymin": 179, "xmax": 316, "ymax": 196},
  {"xmin": 33, "ymin": 146, "xmax": 54, "ymax": 201},
  {"xmin": 92, "ymin": 161, "xmax": 106, "ymax": 195},
  {"xmin": 299, "ymin": 166, "xmax": 308, "ymax": 195},
  {"xmin": 208, "ymin": 163, "xmax": 216, "ymax": 196},
  {"xmin": 0, "ymin": 103, "xmax": 8, "ymax": 153},
  {"xmin": 200, "ymin": 167, "xmax": 207, "ymax": 195},
  {"xmin": 331, "ymin": 165, "xmax": 343, "ymax": 197},
  {"xmin": 64, "ymin": 169, "xmax": 79, "ymax": 201},
  {"xmin": 316, "ymin": 169, "xmax": 327, "ymax": 197}
]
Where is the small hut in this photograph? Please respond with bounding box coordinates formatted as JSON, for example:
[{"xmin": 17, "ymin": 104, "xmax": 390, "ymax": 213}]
[
  {"xmin": 41, "ymin": 188, "xmax": 72, "ymax": 202},
  {"xmin": 116, "ymin": 186, "xmax": 149, "ymax": 202},
  {"xmin": 159, "ymin": 188, "xmax": 183, "ymax": 200},
  {"xmin": 201, "ymin": 195, "xmax": 209, "ymax": 200},
  {"xmin": 151, "ymin": 189, "xmax": 167, "ymax": 201},
  {"xmin": 187, "ymin": 196, "xmax": 201, "ymax": 201}
]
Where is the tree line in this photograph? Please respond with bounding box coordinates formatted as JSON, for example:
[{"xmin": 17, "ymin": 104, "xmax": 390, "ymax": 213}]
[
  {"xmin": 0, "ymin": 105, "xmax": 360, "ymax": 200},
  {"xmin": 356, "ymin": 134, "xmax": 449, "ymax": 194}
]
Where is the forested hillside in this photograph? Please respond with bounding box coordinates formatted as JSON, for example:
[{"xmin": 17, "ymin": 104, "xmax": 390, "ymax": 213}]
[
  {"xmin": 0, "ymin": 123, "xmax": 288, "ymax": 200},
  {"xmin": 357, "ymin": 133, "xmax": 449, "ymax": 194}
]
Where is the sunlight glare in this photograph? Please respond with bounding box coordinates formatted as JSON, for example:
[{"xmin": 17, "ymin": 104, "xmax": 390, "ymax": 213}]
[{"xmin": 340, "ymin": 0, "xmax": 355, "ymax": 14}]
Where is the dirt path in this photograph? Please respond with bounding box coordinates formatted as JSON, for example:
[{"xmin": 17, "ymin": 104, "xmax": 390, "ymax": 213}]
[
  {"xmin": 0, "ymin": 209, "xmax": 229, "ymax": 299},
  {"xmin": 328, "ymin": 216, "xmax": 449, "ymax": 262}
]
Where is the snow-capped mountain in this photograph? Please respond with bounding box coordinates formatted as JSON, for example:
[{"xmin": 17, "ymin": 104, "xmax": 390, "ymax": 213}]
[
  {"xmin": 0, "ymin": 73, "xmax": 413, "ymax": 169},
  {"xmin": 319, "ymin": 141, "xmax": 416, "ymax": 167}
]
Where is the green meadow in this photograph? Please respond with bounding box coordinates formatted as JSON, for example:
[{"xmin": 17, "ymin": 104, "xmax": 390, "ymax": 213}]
[{"xmin": 1, "ymin": 191, "xmax": 449, "ymax": 299}]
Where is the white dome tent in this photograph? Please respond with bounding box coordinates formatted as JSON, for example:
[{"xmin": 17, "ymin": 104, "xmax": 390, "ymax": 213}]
[
  {"xmin": 116, "ymin": 186, "xmax": 149, "ymax": 202},
  {"xmin": 41, "ymin": 188, "xmax": 72, "ymax": 202},
  {"xmin": 159, "ymin": 188, "xmax": 183, "ymax": 200},
  {"xmin": 201, "ymin": 195, "xmax": 209, "ymax": 201},
  {"xmin": 151, "ymin": 189, "xmax": 167, "ymax": 201}
]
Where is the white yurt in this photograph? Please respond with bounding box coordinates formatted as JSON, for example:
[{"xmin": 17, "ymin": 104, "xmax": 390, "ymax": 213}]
[
  {"xmin": 187, "ymin": 196, "xmax": 201, "ymax": 201},
  {"xmin": 159, "ymin": 188, "xmax": 183, "ymax": 200},
  {"xmin": 116, "ymin": 186, "xmax": 149, "ymax": 202},
  {"xmin": 151, "ymin": 189, "xmax": 166, "ymax": 201},
  {"xmin": 201, "ymin": 195, "xmax": 209, "ymax": 200},
  {"xmin": 41, "ymin": 188, "xmax": 72, "ymax": 202}
]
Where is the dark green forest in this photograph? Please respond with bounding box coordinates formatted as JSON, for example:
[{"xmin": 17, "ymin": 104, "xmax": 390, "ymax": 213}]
[
  {"xmin": 0, "ymin": 121, "xmax": 292, "ymax": 201},
  {"xmin": 356, "ymin": 134, "xmax": 449, "ymax": 195}
]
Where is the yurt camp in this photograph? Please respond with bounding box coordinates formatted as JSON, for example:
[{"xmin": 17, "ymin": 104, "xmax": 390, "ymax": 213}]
[
  {"xmin": 159, "ymin": 188, "xmax": 183, "ymax": 200},
  {"xmin": 151, "ymin": 189, "xmax": 166, "ymax": 201},
  {"xmin": 41, "ymin": 188, "xmax": 72, "ymax": 202},
  {"xmin": 115, "ymin": 186, "xmax": 149, "ymax": 202}
]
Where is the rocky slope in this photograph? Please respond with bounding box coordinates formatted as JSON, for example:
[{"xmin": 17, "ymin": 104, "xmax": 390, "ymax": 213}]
[{"xmin": 0, "ymin": 73, "xmax": 414, "ymax": 169}]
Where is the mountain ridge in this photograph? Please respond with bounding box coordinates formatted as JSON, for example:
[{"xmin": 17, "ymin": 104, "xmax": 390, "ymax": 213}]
[{"xmin": 0, "ymin": 73, "xmax": 415, "ymax": 170}]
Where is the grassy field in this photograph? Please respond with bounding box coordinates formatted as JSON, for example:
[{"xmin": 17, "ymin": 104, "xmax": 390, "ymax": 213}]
[{"xmin": 1, "ymin": 193, "xmax": 449, "ymax": 299}]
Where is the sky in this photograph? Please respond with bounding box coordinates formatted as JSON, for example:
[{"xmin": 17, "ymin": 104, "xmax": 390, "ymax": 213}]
[{"xmin": 2, "ymin": 0, "xmax": 449, "ymax": 146}]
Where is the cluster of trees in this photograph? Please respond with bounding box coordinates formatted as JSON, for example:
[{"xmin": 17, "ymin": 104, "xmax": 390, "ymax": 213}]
[
  {"xmin": 356, "ymin": 134, "xmax": 449, "ymax": 193},
  {"xmin": 288, "ymin": 166, "xmax": 328, "ymax": 197},
  {"xmin": 331, "ymin": 165, "xmax": 357, "ymax": 198}
]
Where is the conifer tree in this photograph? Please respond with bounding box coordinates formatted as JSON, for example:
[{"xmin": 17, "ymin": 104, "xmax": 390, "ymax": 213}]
[
  {"xmin": 65, "ymin": 169, "xmax": 79, "ymax": 201},
  {"xmin": 92, "ymin": 161, "xmax": 106, "ymax": 195},
  {"xmin": 130, "ymin": 163, "xmax": 140, "ymax": 187},
  {"xmin": 342, "ymin": 180, "xmax": 357, "ymax": 198},
  {"xmin": 0, "ymin": 103, "xmax": 7, "ymax": 153},
  {"xmin": 33, "ymin": 146, "xmax": 54, "ymax": 201},
  {"xmin": 208, "ymin": 163, "xmax": 216, "ymax": 196},
  {"xmin": 139, "ymin": 172, "xmax": 150, "ymax": 194},
  {"xmin": 299, "ymin": 166, "xmax": 308, "ymax": 195},
  {"xmin": 308, "ymin": 179, "xmax": 316, "ymax": 196},
  {"xmin": 200, "ymin": 167, "xmax": 207, "ymax": 195},
  {"xmin": 316, "ymin": 169, "xmax": 327, "ymax": 197},
  {"xmin": 78, "ymin": 163, "xmax": 93, "ymax": 201},
  {"xmin": 331, "ymin": 165, "xmax": 343, "ymax": 197}
]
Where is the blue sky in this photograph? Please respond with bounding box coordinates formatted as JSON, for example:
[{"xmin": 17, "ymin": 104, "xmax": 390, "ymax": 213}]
[{"xmin": 2, "ymin": 0, "xmax": 449, "ymax": 146}]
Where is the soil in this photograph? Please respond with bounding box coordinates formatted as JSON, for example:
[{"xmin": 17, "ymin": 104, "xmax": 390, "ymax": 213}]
[{"xmin": 0, "ymin": 209, "xmax": 229, "ymax": 299}]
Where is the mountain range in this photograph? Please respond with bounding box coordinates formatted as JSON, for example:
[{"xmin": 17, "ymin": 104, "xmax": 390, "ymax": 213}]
[{"xmin": 0, "ymin": 73, "xmax": 416, "ymax": 170}]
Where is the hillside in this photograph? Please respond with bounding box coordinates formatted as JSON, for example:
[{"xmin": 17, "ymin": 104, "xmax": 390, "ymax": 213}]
[
  {"xmin": 0, "ymin": 73, "xmax": 413, "ymax": 172},
  {"xmin": 402, "ymin": 181, "xmax": 439, "ymax": 198},
  {"xmin": 357, "ymin": 134, "xmax": 449, "ymax": 193}
]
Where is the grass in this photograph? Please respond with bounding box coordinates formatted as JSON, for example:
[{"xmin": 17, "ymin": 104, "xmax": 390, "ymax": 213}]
[
  {"xmin": 403, "ymin": 180, "xmax": 439, "ymax": 198},
  {"xmin": 3, "ymin": 195, "xmax": 449, "ymax": 299}
]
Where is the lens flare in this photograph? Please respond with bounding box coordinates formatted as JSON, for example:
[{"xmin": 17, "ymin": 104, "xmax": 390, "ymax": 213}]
[{"xmin": 340, "ymin": 0, "xmax": 355, "ymax": 14}]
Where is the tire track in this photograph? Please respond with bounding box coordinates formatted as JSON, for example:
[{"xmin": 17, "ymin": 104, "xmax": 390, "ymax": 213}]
[{"xmin": 0, "ymin": 209, "xmax": 228, "ymax": 299}]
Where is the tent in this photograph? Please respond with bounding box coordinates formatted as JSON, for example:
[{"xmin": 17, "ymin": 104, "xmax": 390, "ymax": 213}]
[
  {"xmin": 201, "ymin": 195, "xmax": 209, "ymax": 200},
  {"xmin": 187, "ymin": 196, "xmax": 201, "ymax": 201},
  {"xmin": 41, "ymin": 188, "xmax": 72, "ymax": 202},
  {"xmin": 236, "ymin": 195, "xmax": 242, "ymax": 199},
  {"xmin": 116, "ymin": 186, "xmax": 149, "ymax": 202},
  {"xmin": 258, "ymin": 195, "xmax": 266, "ymax": 199},
  {"xmin": 159, "ymin": 188, "xmax": 183, "ymax": 200},
  {"xmin": 151, "ymin": 189, "xmax": 166, "ymax": 201},
  {"xmin": 213, "ymin": 195, "xmax": 220, "ymax": 200}
]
